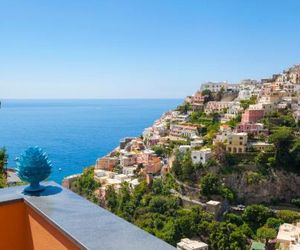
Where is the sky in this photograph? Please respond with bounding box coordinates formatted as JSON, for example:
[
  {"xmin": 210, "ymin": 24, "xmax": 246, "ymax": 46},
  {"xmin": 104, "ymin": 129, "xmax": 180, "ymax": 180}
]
[{"xmin": 1, "ymin": 0, "xmax": 300, "ymax": 99}]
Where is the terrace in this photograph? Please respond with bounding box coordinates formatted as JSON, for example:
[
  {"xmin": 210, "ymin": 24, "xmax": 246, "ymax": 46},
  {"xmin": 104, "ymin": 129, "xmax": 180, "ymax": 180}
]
[{"xmin": 0, "ymin": 181, "xmax": 174, "ymax": 250}]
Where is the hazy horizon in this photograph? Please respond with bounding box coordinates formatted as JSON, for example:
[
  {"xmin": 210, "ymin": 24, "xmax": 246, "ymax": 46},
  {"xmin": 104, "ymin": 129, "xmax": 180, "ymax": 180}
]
[{"xmin": 1, "ymin": 1, "xmax": 300, "ymax": 99}]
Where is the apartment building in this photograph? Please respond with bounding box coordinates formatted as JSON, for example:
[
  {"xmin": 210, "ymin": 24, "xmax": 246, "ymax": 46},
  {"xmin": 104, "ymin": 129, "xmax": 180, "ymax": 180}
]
[{"xmin": 226, "ymin": 132, "xmax": 248, "ymax": 153}]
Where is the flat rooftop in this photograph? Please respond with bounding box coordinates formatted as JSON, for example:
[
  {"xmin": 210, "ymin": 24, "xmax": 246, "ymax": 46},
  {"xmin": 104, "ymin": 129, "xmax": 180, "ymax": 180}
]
[{"xmin": 0, "ymin": 181, "xmax": 174, "ymax": 250}]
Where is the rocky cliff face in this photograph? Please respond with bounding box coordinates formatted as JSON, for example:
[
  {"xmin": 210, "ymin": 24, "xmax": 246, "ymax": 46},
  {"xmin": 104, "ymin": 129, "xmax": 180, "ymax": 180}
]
[{"xmin": 224, "ymin": 170, "xmax": 300, "ymax": 204}]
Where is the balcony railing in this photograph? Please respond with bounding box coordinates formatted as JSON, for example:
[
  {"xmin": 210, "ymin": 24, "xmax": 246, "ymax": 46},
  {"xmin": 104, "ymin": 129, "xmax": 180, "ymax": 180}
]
[{"xmin": 0, "ymin": 181, "xmax": 175, "ymax": 250}]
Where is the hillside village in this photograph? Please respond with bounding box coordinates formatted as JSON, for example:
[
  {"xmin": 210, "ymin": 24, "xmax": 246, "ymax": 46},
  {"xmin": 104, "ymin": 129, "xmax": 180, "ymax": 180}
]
[{"xmin": 64, "ymin": 64, "xmax": 300, "ymax": 250}]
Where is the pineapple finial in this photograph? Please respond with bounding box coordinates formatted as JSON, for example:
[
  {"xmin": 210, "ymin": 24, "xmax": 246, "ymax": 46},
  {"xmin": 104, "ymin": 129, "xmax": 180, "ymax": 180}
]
[{"xmin": 15, "ymin": 146, "xmax": 52, "ymax": 192}]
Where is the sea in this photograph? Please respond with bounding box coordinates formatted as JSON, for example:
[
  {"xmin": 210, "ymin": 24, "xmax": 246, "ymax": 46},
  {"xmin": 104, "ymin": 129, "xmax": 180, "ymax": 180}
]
[{"xmin": 0, "ymin": 99, "xmax": 181, "ymax": 184}]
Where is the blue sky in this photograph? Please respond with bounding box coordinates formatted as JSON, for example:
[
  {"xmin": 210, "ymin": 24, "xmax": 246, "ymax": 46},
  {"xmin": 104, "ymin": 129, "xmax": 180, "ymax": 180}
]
[{"xmin": 1, "ymin": 0, "xmax": 300, "ymax": 98}]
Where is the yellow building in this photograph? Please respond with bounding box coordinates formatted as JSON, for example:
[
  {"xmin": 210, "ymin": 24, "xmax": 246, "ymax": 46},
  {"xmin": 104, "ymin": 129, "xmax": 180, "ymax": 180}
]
[{"xmin": 226, "ymin": 132, "xmax": 248, "ymax": 153}]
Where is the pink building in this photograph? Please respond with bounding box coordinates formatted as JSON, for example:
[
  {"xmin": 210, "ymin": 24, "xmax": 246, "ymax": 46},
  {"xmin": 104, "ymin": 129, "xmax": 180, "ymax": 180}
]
[
  {"xmin": 120, "ymin": 153, "xmax": 137, "ymax": 167},
  {"xmin": 241, "ymin": 109, "xmax": 264, "ymax": 124},
  {"xmin": 192, "ymin": 91, "xmax": 205, "ymax": 103},
  {"xmin": 95, "ymin": 156, "xmax": 119, "ymax": 171},
  {"xmin": 137, "ymin": 150, "xmax": 162, "ymax": 174},
  {"xmin": 236, "ymin": 123, "xmax": 268, "ymax": 135},
  {"xmin": 204, "ymin": 101, "xmax": 234, "ymax": 114}
]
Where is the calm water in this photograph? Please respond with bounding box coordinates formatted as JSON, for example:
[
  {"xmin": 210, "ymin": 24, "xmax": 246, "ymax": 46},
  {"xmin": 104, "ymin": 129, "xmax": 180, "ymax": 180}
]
[{"xmin": 0, "ymin": 99, "xmax": 181, "ymax": 183}]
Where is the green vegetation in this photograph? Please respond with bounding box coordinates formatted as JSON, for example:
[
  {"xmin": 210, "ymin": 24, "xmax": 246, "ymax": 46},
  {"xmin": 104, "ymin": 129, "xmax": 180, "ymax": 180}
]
[
  {"xmin": 152, "ymin": 145, "xmax": 171, "ymax": 157},
  {"xmin": 0, "ymin": 148, "xmax": 8, "ymax": 188},
  {"xmin": 267, "ymin": 126, "xmax": 300, "ymax": 171},
  {"xmin": 276, "ymin": 210, "xmax": 300, "ymax": 223},
  {"xmin": 201, "ymin": 89, "xmax": 213, "ymax": 104},
  {"xmin": 200, "ymin": 173, "xmax": 236, "ymax": 202},
  {"xmin": 256, "ymin": 226, "xmax": 277, "ymax": 247},
  {"xmin": 291, "ymin": 197, "xmax": 300, "ymax": 207},
  {"xmin": 240, "ymin": 95, "xmax": 257, "ymax": 110},
  {"xmin": 103, "ymin": 175, "xmax": 300, "ymax": 248},
  {"xmin": 263, "ymin": 111, "xmax": 298, "ymax": 131},
  {"xmin": 71, "ymin": 167, "xmax": 100, "ymax": 203},
  {"xmin": 226, "ymin": 114, "xmax": 241, "ymax": 129},
  {"xmin": 176, "ymin": 102, "xmax": 192, "ymax": 114},
  {"xmin": 172, "ymin": 150, "xmax": 202, "ymax": 183}
]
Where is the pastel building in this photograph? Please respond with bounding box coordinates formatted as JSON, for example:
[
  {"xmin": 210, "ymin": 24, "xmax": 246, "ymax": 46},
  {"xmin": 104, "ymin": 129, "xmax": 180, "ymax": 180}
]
[
  {"xmin": 206, "ymin": 200, "xmax": 222, "ymax": 218},
  {"xmin": 191, "ymin": 148, "xmax": 212, "ymax": 165},
  {"xmin": 137, "ymin": 150, "xmax": 162, "ymax": 174},
  {"xmin": 177, "ymin": 238, "xmax": 208, "ymax": 250},
  {"xmin": 241, "ymin": 109, "xmax": 264, "ymax": 124},
  {"xmin": 214, "ymin": 125, "xmax": 232, "ymax": 144},
  {"xmin": 95, "ymin": 156, "xmax": 119, "ymax": 171},
  {"xmin": 236, "ymin": 123, "xmax": 268, "ymax": 136},
  {"xmin": 277, "ymin": 223, "xmax": 300, "ymax": 250},
  {"xmin": 204, "ymin": 101, "xmax": 234, "ymax": 114},
  {"xmin": 237, "ymin": 89, "xmax": 252, "ymax": 100},
  {"xmin": 226, "ymin": 132, "xmax": 248, "ymax": 153},
  {"xmin": 201, "ymin": 81, "xmax": 229, "ymax": 92},
  {"xmin": 120, "ymin": 153, "xmax": 137, "ymax": 167},
  {"xmin": 170, "ymin": 124, "xmax": 199, "ymax": 139},
  {"xmin": 250, "ymin": 142, "xmax": 273, "ymax": 152},
  {"xmin": 179, "ymin": 145, "xmax": 191, "ymax": 153}
]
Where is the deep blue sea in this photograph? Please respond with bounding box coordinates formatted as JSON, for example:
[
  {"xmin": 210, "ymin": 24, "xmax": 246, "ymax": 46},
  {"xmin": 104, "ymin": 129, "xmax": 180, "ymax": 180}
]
[{"xmin": 0, "ymin": 99, "xmax": 181, "ymax": 184}]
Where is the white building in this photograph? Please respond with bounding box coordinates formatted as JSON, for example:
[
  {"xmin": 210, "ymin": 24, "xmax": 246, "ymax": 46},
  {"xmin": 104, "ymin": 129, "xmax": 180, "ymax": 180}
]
[
  {"xmin": 191, "ymin": 139, "xmax": 204, "ymax": 148},
  {"xmin": 277, "ymin": 223, "xmax": 300, "ymax": 250},
  {"xmin": 179, "ymin": 145, "xmax": 191, "ymax": 153},
  {"xmin": 201, "ymin": 81, "xmax": 229, "ymax": 92},
  {"xmin": 191, "ymin": 148, "xmax": 212, "ymax": 165},
  {"xmin": 177, "ymin": 238, "xmax": 208, "ymax": 250},
  {"xmin": 237, "ymin": 89, "xmax": 252, "ymax": 100},
  {"xmin": 122, "ymin": 166, "xmax": 137, "ymax": 176}
]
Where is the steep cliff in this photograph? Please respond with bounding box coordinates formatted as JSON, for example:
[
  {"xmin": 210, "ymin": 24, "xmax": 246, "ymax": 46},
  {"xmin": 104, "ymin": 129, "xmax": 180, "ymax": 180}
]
[{"xmin": 223, "ymin": 169, "xmax": 300, "ymax": 204}]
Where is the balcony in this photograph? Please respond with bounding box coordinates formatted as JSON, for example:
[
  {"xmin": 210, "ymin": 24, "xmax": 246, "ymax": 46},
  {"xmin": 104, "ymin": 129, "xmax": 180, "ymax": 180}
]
[{"xmin": 0, "ymin": 181, "xmax": 174, "ymax": 250}]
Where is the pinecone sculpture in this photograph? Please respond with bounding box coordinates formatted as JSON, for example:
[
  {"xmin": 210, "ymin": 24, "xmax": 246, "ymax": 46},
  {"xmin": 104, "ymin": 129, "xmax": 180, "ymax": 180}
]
[{"xmin": 16, "ymin": 146, "xmax": 52, "ymax": 192}]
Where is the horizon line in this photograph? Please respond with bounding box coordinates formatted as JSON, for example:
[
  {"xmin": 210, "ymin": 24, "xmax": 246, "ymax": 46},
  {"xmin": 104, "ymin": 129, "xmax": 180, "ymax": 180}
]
[{"xmin": 1, "ymin": 97, "xmax": 184, "ymax": 100}]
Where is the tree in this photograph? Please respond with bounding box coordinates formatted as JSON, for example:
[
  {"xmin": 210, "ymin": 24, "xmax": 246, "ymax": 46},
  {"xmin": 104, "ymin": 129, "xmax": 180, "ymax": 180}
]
[
  {"xmin": 148, "ymin": 196, "xmax": 179, "ymax": 215},
  {"xmin": 117, "ymin": 182, "xmax": 134, "ymax": 221},
  {"xmin": 176, "ymin": 103, "xmax": 192, "ymax": 114},
  {"xmin": 181, "ymin": 151, "xmax": 194, "ymax": 181},
  {"xmin": 256, "ymin": 226, "xmax": 277, "ymax": 247},
  {"xmin": 0, "ymin": 148, "xmax": 8, "ymax": 188},
  {"xmin": 224, "ymin": 213, "xmax": 244, "ymax": 226},
  {"xmin": 215, "ymin": 87, "xmax": 224, "ymax": 101},
  {"xmin": 291, "ymin": 197, "xmax": 300, "ymax": 207},
  {"xmin": 269, "ymin": 127, "xmax": 294, "ymax": 168},
  {"xmin": 152, "ymin": 178, "xmax": 169, "ymax": 195},
  {"xmin": 156, "ymin": 220, "xmax": 181, "ymax": 246},
  {"xmin": 242, "ymin": 204, "xmax": 274, "ymax": 231},
  {"xmin": 265, "ymin": 217, "xmax": 283, "ymax": 230},
  {"xmin": 276, "ymin": 210, "xmax": 300, "ymax": 223},
  {"xmin": 172, "ymin": 157, "xmax": 182, "ymax": 179},
  {"xmin": 106, "ymin": 185, "xmax": 118, "ymax": 213},
  {"xmin": 209, "ymin": 222, "xmax": 247, "ymax": 250},
  {"xmin": 291, "ymin": 140, "xmax": 300, "ymax": 168},
  {"xmin": 240, "ymin": 96, "xmax": 257, "ymax": 110},
  {"xmin": 131, "ymin": 181, "xmax": 148, "ymax": 207},
  {"xmin": 71, "ymin": 167, "xmax": 100, "ymax": 202},
  {"xmin": 200, "ymin": 173, "xmax": 221, "ymax": 196},
  {"xmin": 202, "ymin": 89, "xmax": 213, "ymax": 104},
  {"xmin": 174, "ymin": 209, "xmax": 197, "ymax": 239}
]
